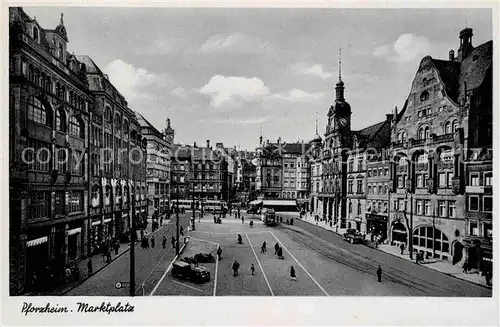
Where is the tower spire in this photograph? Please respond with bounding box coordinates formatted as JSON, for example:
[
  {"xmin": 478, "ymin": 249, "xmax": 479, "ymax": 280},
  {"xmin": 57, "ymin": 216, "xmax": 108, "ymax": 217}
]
[
  {"xmin": 338, "ymin": 47, "xmax": 342, "ymax": 82},
  {"xmin": 60, "ymin": 12, "xmax": 64, "ymax": 26},
  {"xmin": 315, "ymin": 109, "xmax": 319, "ymax": 135}
]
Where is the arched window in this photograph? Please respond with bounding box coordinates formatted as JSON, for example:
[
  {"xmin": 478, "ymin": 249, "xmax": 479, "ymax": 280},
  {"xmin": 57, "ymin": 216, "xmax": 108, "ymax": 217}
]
[
  {"xmin": 45, "ymin": 76, "xmax": 52, "ymax": 93},
  {"xmin": 69, "ymin": 116, "xmax": 83, "ymax": 138},
  {"xmin": 27, "ymin": 97, "xmax": 49, "ymax": 125},
  {"xmin": 115, "ymin": 185, "xmax": 122, "ymax": 204},
  {"xmin": 56, "ymin": 82, "xmax": 61, "ymax": 98},
  {"xmin": 425, "ymin": 126, "xmax": 430, "ymax": 139},
  {"xmin": 60, "ymin": 85, "xmax": 66, "ymax": 101},
  {"xmin": 114, "ymin": 113, "xmax": 121, "ymax": 126},
  {"xmin": 105, "ymin": 107, "xmax": 112, "ymax": 122},
  {"xmin": 397, "ymin": 130, "xmax": 407, "ymax": 142},
  {"xmin": 55, "ymin": 108, "xmax": 66, "ymax": 132},
  {"xmin": 357, "ymin": 202, "xmax": 361, "ymax": 215},
  {"xmin": 413, "ymin": 226, "xmax": 450, "ymax": 259},
  {"xmin": 105, "ymin": 185, "xmax": 112, "ymax": 206},
  {"xmin": 445, "ymin": 121, "xmax": 452, "ymax": 134},
  {"xmin": 69, "ymin": 91, "xmax": 74, "ymax": 106},
  {"xmin": 123, "ymin": 119, "xmax": 129, "ymax": 134},
  {"xmin": 418, "ymin": 127, "xmax": 425, "ymax": 140},
  {"xmin": 123, "ymin": 186, "xmax": 129, "ymax": 203},
  {"xmin": 420, "ymin": 91, "xmax": 429, "ymax": 102},
  {"xmin": 348, "ymin": 201, "xmax": 352, "ymax": 214},
  {"xmin": 91, "ymin": 184, "xmax": 101, "ymax": 207},
  {"xmin": 452, "ymin": 120, "xmax": 459, "ymax": 134}
]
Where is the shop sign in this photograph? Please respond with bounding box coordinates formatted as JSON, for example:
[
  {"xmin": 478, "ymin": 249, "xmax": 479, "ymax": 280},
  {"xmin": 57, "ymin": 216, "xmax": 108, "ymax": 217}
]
[{"xmin": 366, "ymin": 213, "xmax": 387, "ymax": 222}]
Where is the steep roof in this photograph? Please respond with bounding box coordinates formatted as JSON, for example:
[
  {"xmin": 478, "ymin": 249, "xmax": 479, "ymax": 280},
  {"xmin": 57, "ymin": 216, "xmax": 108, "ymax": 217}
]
[
  {"xmin": 135, "ymin": 111, "xmax": 163, "ymax": 137},
  {"xmin": 355, "ymin": 119, "xmax": 391, "ymax": 149},
  {"xmin": 432, "ymin": 59, "xmax": 461, "ymax": 101},
  {"xmin": 458, "ymin": 40, "xmax": 493, "ymax": 100}
]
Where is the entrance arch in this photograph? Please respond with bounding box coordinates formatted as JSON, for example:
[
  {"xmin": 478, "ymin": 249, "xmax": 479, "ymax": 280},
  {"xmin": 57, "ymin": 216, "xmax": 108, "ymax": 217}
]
[
  {"xmin": 412, "ymin": 226, "xmax": 450, "ymax": 260},
  {"xmin": 391, "ymin": 222, "xmax": 407, "ymax": 245},
  {"xmin": 452, "ymin": 241, "xmax": 464, "ymax": 265}
]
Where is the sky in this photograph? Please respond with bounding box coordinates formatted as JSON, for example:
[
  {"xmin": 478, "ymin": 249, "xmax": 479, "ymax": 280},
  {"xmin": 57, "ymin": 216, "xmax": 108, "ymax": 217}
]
[{"xmin": 24, "ymin": 7, "xmax": 492, "ymax": 151}]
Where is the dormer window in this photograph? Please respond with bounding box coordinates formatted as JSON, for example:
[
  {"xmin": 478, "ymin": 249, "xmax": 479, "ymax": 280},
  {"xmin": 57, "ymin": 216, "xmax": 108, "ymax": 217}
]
[
  {"xmin": 33, "ymin": 27, "xmax": 39, "ymax": 42},
  {"xmin": 59, "ymin": 43, "xmax": 64, "ymax": 61}
]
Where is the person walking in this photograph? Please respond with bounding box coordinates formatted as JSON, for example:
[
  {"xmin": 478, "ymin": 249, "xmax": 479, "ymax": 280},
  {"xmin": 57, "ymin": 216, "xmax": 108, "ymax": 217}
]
[
  {"xmin": 250, "ymin": 264, "xmax": 255, "ymax": 276},
  {"xmin": 290, "ymin": 266, "xmax": 297, "ymax": 281},
  {"xmin": 277, "ymin": 247, "xmax": 284, "ymax": 260},
  {"xmin": 145, "ymin": 236, "xmax": 150, "ymax": 249},
  {"xmin": 217, "ymin": 246, "xmax": 222, "ymax": 260},
  {"xmin": 87, "ymin": 259, "xmax": 93, "ymax": 276},
  {"xmin": 151, "ymin": 235, "xmax": 155, "ymax": 248},
  {"xmin": 232, "ymin": 260, "xmax": 240, "ymax": 277},
  {"xmin": 162, "ymin": 236, "xmax": 167, "ymax": 249},
  {"xmin": 180, "ymin": 226, "xmax": 184, "ymax": 237},
  {"xmin": 462, "ymin": 261, "xmax": 468, "ymax": 274},
  {"xmin": 274, "ymin": 243, "xmax": 280, "ymax": 255},
  {"xmin": 241, "ymin": 216, "xmax": 244, "ymax": 223},
  {"xmin": 261, "ymin": 241, "xmax": 267, "ymax": 254},
  {"xmin": 376, "ymin": 265, "xmax": 382, "ymax": 282},
  {"xmin": 171, "ymin": 236, "xmax": 176, "ymax": 249},
  {"xmin": 114, "ymin": 239, "xmax": 119, "ymax": 255}
]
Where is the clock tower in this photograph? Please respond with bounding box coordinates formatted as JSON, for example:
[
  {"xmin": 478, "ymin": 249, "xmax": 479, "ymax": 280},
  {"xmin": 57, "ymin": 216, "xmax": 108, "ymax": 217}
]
[{"xmin": 332, "ymin": 49, "xmax": 351, "ymax": 134}]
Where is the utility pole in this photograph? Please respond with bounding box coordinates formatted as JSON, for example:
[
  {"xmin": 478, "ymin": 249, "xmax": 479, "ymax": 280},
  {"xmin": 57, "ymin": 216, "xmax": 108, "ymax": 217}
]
[{"xmin": 129, "ymin": 181, "xmax": 136, "ymax": 297}]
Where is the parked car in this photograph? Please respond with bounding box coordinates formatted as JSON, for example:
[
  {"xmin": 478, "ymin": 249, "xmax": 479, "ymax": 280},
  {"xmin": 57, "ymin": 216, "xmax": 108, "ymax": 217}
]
[
  {"xmin": 194, "ymin": 252, "xmax": 216, "ymax": 263},
  {"xmin": 171, "ymin": 261, "xmax": 211, "ymax": 283},
  {"xmin": 343, "ymin": 229, "xmax": 364, "ymax": 244},
  {"xmin": 246, "ymin": 207, "xmax": 261, "ymax": 215}
]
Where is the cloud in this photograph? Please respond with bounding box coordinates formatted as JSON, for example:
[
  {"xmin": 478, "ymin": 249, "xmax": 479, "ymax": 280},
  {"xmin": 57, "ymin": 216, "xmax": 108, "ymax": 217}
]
[
  {"xmin": 170, "ymin": 87, "xmax": 188, "ymax": 99},
  {"xmin": 373, "ymin": 34, "xmax": 431, "ymax": 63},
  {"xmin": 136, "ymin": 37, "xmax": 184, "ymax": 55},
  {"xmin": 104, "ymin": 59, "xmax": 170, "ymax": 100},
  {"xmin": 209, "ymin": 116, "xmax": 272, "ymax": 125},
  {"xmin": 199, "ymin": 75, "xmax": 270, "ymax": 108},
  {"xmin": 269, "ymin": 88, "xmax": 325, "ymax": 102},
  {"xmin": 295, "ymin": 63, "xmax": 333, "ymax": 80},
  {"xmin": 200, "ymin": 32, "xmax": 271, "ymax": 53}
]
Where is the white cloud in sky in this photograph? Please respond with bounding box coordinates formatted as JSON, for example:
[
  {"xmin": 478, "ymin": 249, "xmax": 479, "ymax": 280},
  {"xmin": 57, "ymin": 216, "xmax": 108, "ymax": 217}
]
[
  {"xmin": 209, "ymin": 116, "xmax": 272, "ymax": 125},
  {"xmin": 269, "ymin": 88, "xmax": 325, "ymax": 102},
  {"xmin": 200, "ymin": 32, "xmax": 271, "ymax": 53},
  {"xmin": 170, "ymin": 87, "xmax": 188, "ymax": 99},
  {"xmin": 295, "ymin": 63, "xmax": 333, "ymax": 80},
  {"xmin": 104, "ymin": 59, "xmax": 170, "ymax": 100},
  {"xmin": 136, "ymin": 37, "xmax": 184, "ymax": 55},
  {"xmin": 373, "ymin": 34, "xmax": 431, "ymax": 63},
  {"xmin": 199, "ymin": 75, "xmax": 270, "ymax": 108}
]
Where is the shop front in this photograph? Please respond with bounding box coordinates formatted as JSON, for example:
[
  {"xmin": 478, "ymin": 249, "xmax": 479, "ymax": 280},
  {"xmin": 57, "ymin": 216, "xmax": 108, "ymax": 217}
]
[
  {"xmin": 25, "ymin": 233, "xmax": 49, "ymax": 292},
  {"xmin": 90, "ymin": 218, "xmax": 103, "ymax": 254},
  {"xmin": 465, "ymin": 237, "xmax": 492, "ymax": 274},
  {"xmin": 391, "ymin": 221, "xmax": 407, "ymax": 246},
  {"xmin": 67, "ymin": 225, "xmax": 82, "ymax": 263},
  {"xmin": 103, "ymin": 214, "xmax": 115, "ymax": 240},
  {"xmin": 366, "ymin": 213, "xmax": 388, "ymax": 241}
]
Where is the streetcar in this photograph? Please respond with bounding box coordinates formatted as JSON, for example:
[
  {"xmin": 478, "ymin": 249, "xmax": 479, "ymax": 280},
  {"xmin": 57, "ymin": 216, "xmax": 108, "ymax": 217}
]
[{"xmin": 262, "ymin": 209, "xmax": 278, "ymax": 226}]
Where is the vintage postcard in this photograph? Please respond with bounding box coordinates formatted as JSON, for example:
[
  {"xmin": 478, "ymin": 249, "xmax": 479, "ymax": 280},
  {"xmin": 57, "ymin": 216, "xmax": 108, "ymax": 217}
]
[{"xmin": 2, "ymin": 1, "xmax": 498, "ymax": 325}]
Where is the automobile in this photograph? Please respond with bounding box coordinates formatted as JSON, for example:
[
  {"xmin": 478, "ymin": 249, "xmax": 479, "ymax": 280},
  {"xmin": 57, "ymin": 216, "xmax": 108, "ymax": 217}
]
[
  {"xmin": 246, "ymin": 207, "xmax": 261, "ymax": 215},
  {"xmin": 194, "ymin": 252, "xmax": 216, "ymax": 263},
  {"xmin": 343, "ymin": 228, "xmax": 364, "ymax": 244},
  {"xmin": 171, "ymin": 261, "xmax": 211, "ymax": 283}
]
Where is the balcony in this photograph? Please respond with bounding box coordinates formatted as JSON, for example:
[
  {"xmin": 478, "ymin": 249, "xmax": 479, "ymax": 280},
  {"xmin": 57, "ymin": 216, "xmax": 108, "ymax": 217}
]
[
  {"xmin": 465, "ymin": 185, "xmax": 485, "ymax": 194},
  {"xmin": 434, "ymin": 133, "xmax": 454, "ymax": 143}
]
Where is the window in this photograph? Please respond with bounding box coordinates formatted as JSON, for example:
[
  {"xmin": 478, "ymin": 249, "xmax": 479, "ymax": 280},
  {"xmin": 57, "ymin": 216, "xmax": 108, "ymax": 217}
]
[
  {"xmin": 420, "ymin": 91, "xmax": 429, "ymax": 102},
  {"xmin": 384, "ymin": 168, "xmax": 389, "ymax": 176},
  {"xmin": 27, "ymin": 191, "xmax": 50, "ymax": 219},
  {"xmin": 452, "ymin": 120, "xmax": 459, "ymax": 134},
  {"xmin": 70, "ymin": 150, "xmax": 83, "ymax": 175},
  {"xmin": 348, "ymin": 162, "xmax": 353, "ymax": 172},
  {"xmin": 367, "ymin": 169, "xmax": 372, "ymax": 177},
  {"xmin": 416, "ymin": 200, "xmax": 423, "ymax": 215},
  {"xmin": 438, "ymin": 200, "xmax": 447, "ymax": 217},
  {"xmin": 439, "ymin": 173, "xmax": 447, "ymax": 187},
  {"xmin": 349, "ymin": 201, "xmax": 352, "ymax": 214},
  {"xmin": 484, "ymin": 172, "xmax": 492, "ymax": 186},
  {"xmin": 69, "ymin": 116, "xmax": 83, "ymax": 138},
  {"xmin": 26, "ymin": 139, "xmax": 51, "ymax": 171},
  {"xmin": 357, "ymin": 202, "xmax": 361, "ymax": 215},
  {"xmin": 448, "ymin": 201, "xmax": 456, "ymax": 218},
  {"xmin": 424, "ymin": 200, "xmax": 431, "ymax": 216},
  {"xmin": 357, "ymin": 180, "xmax": 363, "ymax": 194},
  {"xmin": 55, "ymin": 109, "xmax": 65, "ymax": 132},
  {"xmin": 68, "ymin": 191, "xmax": 83, "ymax": 213},
  {"xmin": 358, "ymin": 159, "xmax": 363, "ymax": 171},
  {"xmin": 470, "ymin": 173, "xmax": 480, "ymax": 186},
  {"xmin": 348, "ymin": 180, "xmax": 353, "ymax": 194},
  {"xmin": 27, "ymin": 97, "xmax": 49, "ymax": 125},
  {"xmin": 378, "ymin": 186, "xmax": 382, "ymax": 194},
  {"xmin": 445, "ymin": 121, "xmax": 452, "ymax": 134},
  {"xmin": 468, "ymin": 196, "xmax": 479, "ymax": 212},
  {"xmin": 417, "ymin": 174, "xmax": 423, "ymax": 188},
  {"xmin": 55, "ymin": 147, "xmax": 67, "ymax": 172},
  {"xmin": 91, "ymin": 185, "xmax": 101, "ymax": 207},
  {"xmin": 105, "ymin": 186, "xmax": 112, "ymax": 206},
  {"xmin": 483, "ymin": 196, "xmax": 492, "ymax": 213},
  {"xmin": 54, "ymin": 191, "xmax": 65, "ymax": 216},
  {"xmin": 367, "ymin": 185, "xmax": 372, "ymax": 194},
  {"xmin": 483, "ymin": 223, "xmax": 492, "ymax": 239},
  {"xmin": 33, "ymin": 26, "xmax": 39, "ymax": 41},
  {"xmin": 469, "ymin": 221, "xmax": 479, "ymax": 236}
]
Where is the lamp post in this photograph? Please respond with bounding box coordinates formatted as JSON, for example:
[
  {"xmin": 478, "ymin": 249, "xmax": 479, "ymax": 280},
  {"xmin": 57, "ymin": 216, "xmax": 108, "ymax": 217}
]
[{"xmin": 129, "ymin": 181, "xmax": 136, "ymax": 297}]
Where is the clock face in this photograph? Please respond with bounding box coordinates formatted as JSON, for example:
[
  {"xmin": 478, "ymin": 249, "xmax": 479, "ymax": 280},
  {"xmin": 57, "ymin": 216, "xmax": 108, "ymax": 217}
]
[{"xmin": 338, "ymin": 117, "xmax": 348, "ymax": 127}]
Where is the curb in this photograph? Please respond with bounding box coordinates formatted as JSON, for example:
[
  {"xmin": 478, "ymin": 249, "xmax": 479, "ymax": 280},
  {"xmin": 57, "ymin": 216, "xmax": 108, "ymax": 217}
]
[{"xmin": 295, "ymin": 217, "xmax": 492, "ymax": 290}]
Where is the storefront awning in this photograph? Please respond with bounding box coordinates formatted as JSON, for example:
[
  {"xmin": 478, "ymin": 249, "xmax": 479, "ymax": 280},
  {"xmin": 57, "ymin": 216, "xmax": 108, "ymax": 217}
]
[
  {"xmin": 68, "ymin": 227, "xmax": 81, "ymax": 236},
  {"xmin": 92, "ymin": 220, "xmax": 102, "ymax": 226},
  {"xmin": 27, "ymin": 236, "xmax": 48, "ymax": 247},
  {"xmin": 249, "ymin": 200, "xmax": 263, "ymax": 206},
  {"xmin": 104, "ymin": 218, "xmax": 112, "ymax": 223},
  {"xmin": 263, "ymin": 200, "xmax": 297, "ymax": 206}
]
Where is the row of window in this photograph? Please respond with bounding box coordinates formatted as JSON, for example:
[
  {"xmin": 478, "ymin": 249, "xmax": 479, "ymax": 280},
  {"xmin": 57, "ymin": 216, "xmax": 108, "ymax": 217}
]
[
  {"xmin": 103, "ymin": 107, "xmax": 130, "ymax": 133},
  {"xmin": 26, "ymin": 139, "xmax": 83, "ymax": 174},
  {"xmin": 395, "ymin": 199, "xmax": 457, "ymax": 218},
  {"xmin": 366, "ymin": 183, "xmax": 389, "ymax": 195},
  {"xmin": 468, "ymin": 221, "xmax": 492, "ymax": 239},
  {"xmin": 153, "ymin": 183, "xmax": 169, "ymax": 195},
  {"xmin": 396, "ymin": 119, "xmax": 458, "ymax": 142},
  {"xmin": 470, "ymin": 171, "xmax": 493, "ymax": 187},
  {"xmin": 468, "ymin": 195, "xmax": 492, "ymax": 213},
  {"xmin": 367, "ymin": 167, "xmax": 389, "ymax": 177},
  {"xmin": 27, "ymin": 191, "xmax": 83, "ymax": 220}
]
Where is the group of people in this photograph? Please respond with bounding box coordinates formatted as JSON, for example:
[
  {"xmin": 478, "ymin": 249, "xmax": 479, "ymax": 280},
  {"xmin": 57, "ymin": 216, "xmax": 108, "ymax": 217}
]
[{"xmin": 100, "ymin": 237, "xmax": 120, "ymax": 263}]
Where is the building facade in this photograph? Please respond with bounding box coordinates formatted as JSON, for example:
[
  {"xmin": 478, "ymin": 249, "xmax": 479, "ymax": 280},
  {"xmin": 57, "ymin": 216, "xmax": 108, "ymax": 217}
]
[
  {"xmin": 137, "ymin": 115, "xmax": 172, "ymax": 223},
  {"xmin": 365, "ymin": 158, "xmax": 391, "ymax": 238},
  {"xmin": 9, "ymin": 8, "xmax": 147, "ymax": 295},
  {"xmin": 170, "ymin": 145, "xmax": 191, "ymax": 200},
  {"xmin": 388, "ymin": 27, "xmax": 492, "ymax": 263}
]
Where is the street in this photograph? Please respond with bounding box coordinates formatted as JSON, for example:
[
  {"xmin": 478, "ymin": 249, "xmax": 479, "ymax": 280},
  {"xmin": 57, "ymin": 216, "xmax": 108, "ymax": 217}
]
[{"xmin": 67, "ymin": 212, "xmax": 491, "ymax": 297}]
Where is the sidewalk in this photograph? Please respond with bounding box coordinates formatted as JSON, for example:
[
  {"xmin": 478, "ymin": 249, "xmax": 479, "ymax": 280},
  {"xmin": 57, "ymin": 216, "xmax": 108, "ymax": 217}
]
[
  {"xmin": 279, "ymin": 211, "xmax": 491, "ymax": 289},
  {"xmin": 29, "ymin": 215, "xmax": 173, "ymax": 296}
]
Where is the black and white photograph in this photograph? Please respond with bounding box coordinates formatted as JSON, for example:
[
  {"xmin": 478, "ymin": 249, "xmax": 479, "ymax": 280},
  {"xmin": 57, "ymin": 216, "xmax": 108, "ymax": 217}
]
[{"xmin": 3, "ymin": 1, "xmax": 499, "ymax": 325}]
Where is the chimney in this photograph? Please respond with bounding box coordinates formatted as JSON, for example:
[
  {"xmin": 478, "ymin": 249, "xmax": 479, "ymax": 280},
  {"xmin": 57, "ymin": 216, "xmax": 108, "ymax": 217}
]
[
  {"xmin": 206, "ymin": 140, "xmax": 210, "ymax": 149},
  {"xmin": 449, "ymin": 50, "xmax": 455, "ymax": 61},
  {"xmin": 194, "ymin": 142, "xmax": 197, "ymax": 147},
  {"xmin": 458, "ymin": 27, "xmax": 473, "ymax": 61}
]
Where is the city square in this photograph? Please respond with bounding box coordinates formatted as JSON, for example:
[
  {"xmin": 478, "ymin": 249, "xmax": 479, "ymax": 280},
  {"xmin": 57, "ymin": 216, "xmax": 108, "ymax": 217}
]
[{"xmin": 7, "ymin": 6, "xmax": 494, "ymax": 302}]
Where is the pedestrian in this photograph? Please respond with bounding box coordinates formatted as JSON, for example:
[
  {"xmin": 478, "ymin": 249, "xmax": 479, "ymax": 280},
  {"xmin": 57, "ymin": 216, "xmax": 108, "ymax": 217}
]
[
  {"xmin": 217, "ymin": 246, "xmax": 222, "ymax": 260},
  {"xmin": 114, "ymin": 239, "xmax": 119, "ymax": 255},
  {"xmin": 290, "ymin": 266, "xmax": 297, "ymax": 281},
  {"xmin": 180, "ymin": 226, "xmax": 184, "ymax": 236},
  {"xmin": 232, "ymin": 260, "xmax": 240, "ymax": 277},
  {"xmin": 162, "ymin": 236, "xmax": 167, "ymax": 249},
  {"xmin": 261, "ymin": 241, "xmax": 267, "ymax": 254},
  {"xmin": 87, "ymin": 259, "xmax": 93, "ymax": 276},
  {"xmin": 415, "ymin": 250, "xmax": 420, "ymax": 265},
  {"xmin": 145, "ymin": 237, "xmax": 150, "ymax": 249},
  {"xmin": 250, "ymin": 264, "xmax": 255, "ymax": 276},
  {"xmin": 171, "ymin": 235, "xmax": 176, "ymax": 248},
  {"xmin": 462, "ymin": 261, "xmax": 468, "ymax": 274},
  {"xmin": 106, "ymin": 248, "xmax": 111, "ymax": 263},
  {"xmin": 241, "ymin": 216, "xmax": 244, "ymax": 223},
  {"xmin": 274, "ymin": 243, "xmax": 279, "ymax": 255},
  {"xmin": 277, "ymin": 247, "xmax": 284, "ymax": 259},
  {"xmin": 485, "ymin": 270, "xmax": 492, "ymax": 286},
  {"xmin": 151, "ymin": 236, "xmax": 155, "ymax": 248},
  {"xmin": 376, "ymin": 265, "xmax": 382, "ymax": 282}
]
